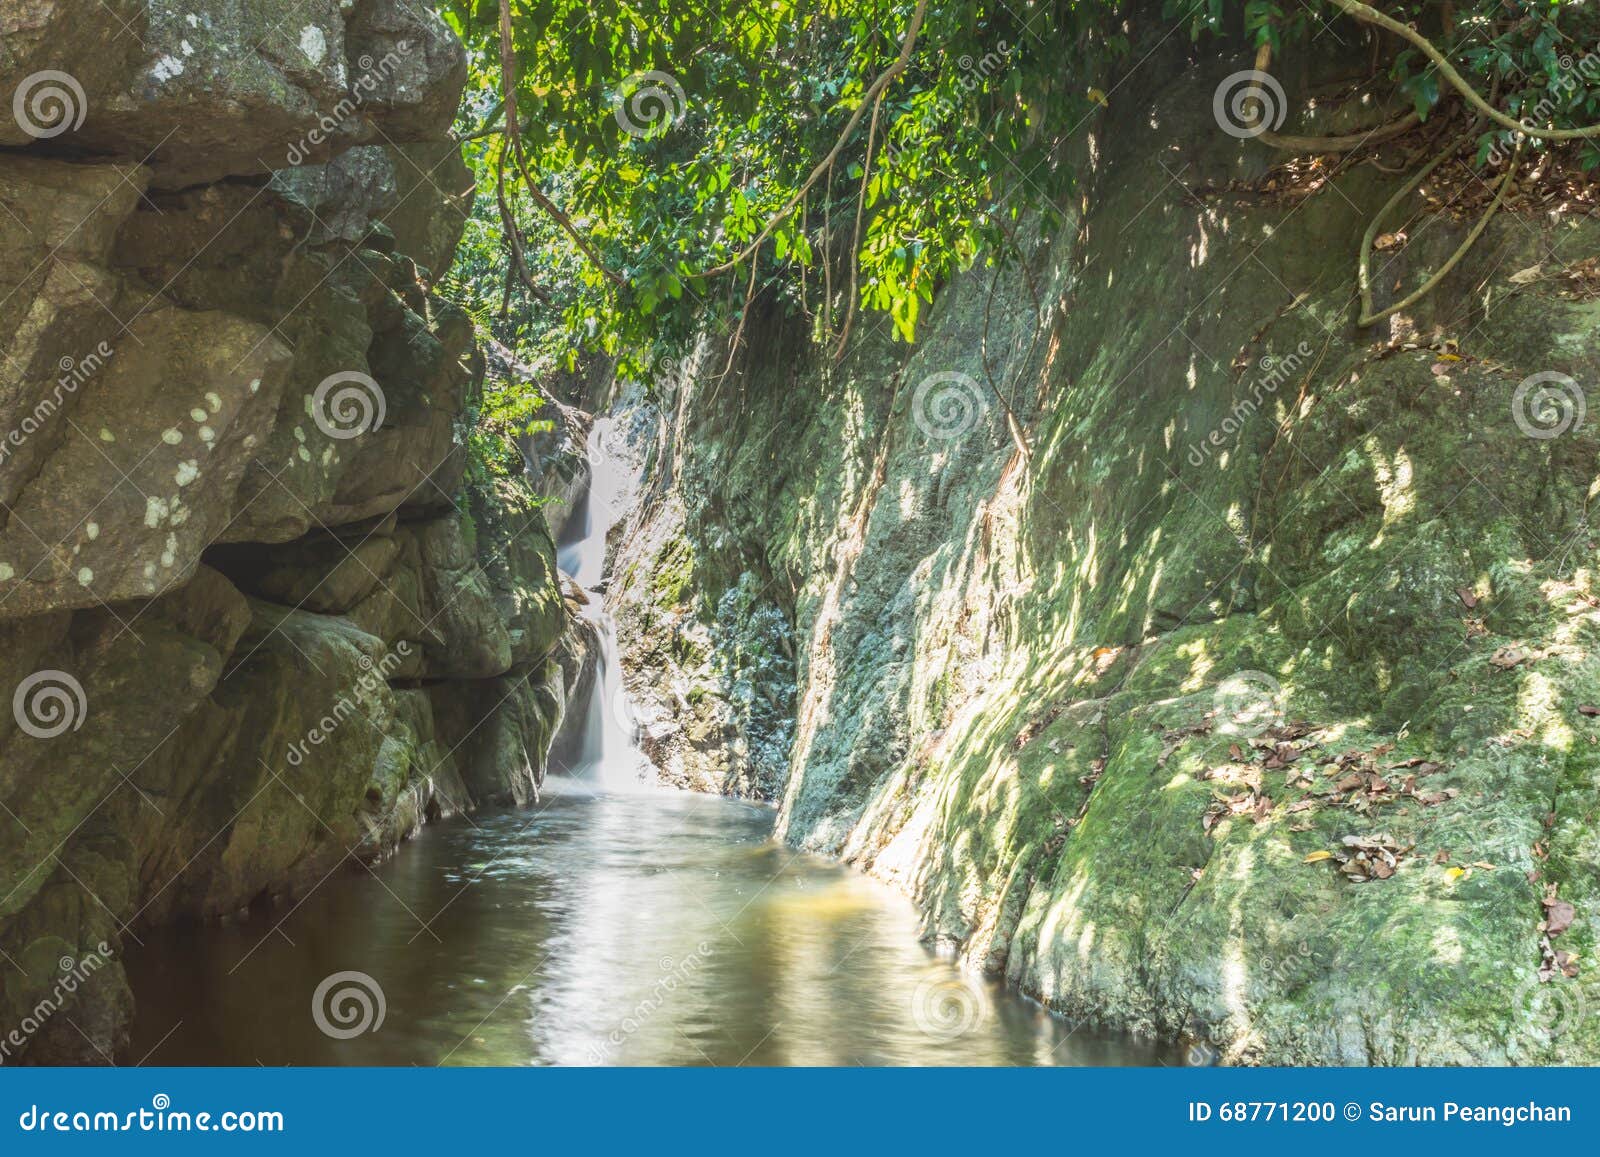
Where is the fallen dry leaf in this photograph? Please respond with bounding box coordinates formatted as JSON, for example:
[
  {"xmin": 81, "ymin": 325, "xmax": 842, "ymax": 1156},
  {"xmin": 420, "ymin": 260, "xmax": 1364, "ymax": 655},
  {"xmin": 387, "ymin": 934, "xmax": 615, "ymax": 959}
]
[
  {"xmin": 1544, "ymin": 898, "xmax": 1577, "ymax": 936},
  {"xmin": 1490, "ymin": 646, "xmax": 1528, "ymax": 670}
]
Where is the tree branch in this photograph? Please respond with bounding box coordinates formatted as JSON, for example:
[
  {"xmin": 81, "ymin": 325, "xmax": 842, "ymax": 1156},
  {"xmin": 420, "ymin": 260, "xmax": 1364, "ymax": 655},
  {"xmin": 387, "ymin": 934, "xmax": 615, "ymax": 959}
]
[
  {"xmin": 1356, "ymin": 131, "xmax": 1524, "ymax": 327},
  {"xmin": 496, "ymin": 1, "xmax": 626, "ymax": 288},
  {"xmin": 692, "ymin": 0, "xmax": 930, "ymax": 280},
  {"xmin": 831, "ymin": 89, "xmax": 883, "ymax": 362},
  {"xmin": 1327, "ymin": 0, "xmax": 1600, "ymax": 141}
]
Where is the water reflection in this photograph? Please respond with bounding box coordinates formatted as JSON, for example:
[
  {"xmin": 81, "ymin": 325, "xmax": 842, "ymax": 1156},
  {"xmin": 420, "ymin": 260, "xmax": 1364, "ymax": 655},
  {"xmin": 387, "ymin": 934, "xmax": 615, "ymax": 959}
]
[{"xmin": 125, "ymin": 782, "xmax": 1172, "ymax": 1066}]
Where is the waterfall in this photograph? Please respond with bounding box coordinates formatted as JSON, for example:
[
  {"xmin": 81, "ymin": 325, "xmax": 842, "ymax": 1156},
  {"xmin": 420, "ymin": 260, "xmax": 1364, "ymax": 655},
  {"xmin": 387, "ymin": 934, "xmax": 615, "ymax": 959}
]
[{"xmin": 556, "ymin": 418, "xmax": 654, "ymax": 790}]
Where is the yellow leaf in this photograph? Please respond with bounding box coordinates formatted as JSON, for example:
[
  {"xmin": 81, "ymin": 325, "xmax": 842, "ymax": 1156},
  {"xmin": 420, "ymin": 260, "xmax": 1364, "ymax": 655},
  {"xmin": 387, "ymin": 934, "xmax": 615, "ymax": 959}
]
[
  {"xmin": 1303, "ymin": 850, "xmax": 1334, "ymax": 863},
  {"xmin": 1446, "ymin": 866, "xmax": 1466, "ymax": 880},
  {"xmin": 1087, "ymin": 87, "xmax": 1108, "ymax": 107}
]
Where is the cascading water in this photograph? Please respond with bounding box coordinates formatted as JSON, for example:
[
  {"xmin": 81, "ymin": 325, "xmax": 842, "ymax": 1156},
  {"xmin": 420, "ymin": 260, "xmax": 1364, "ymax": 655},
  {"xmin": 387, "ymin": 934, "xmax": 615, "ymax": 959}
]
[
  {"xmin": 124, "ymin": 417, "xmax": 1176, "ymax": 1070},
  {"xmin": 556, "ymin": 418, "xmax": 654, "ymax": 790}
]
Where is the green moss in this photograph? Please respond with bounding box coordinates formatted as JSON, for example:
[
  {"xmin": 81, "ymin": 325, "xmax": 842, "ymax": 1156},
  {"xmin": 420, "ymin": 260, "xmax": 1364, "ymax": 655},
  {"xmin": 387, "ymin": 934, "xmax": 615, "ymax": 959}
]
[{"xmin": 650, "ymin": 535, "xmax": 697, "ymax": 608}]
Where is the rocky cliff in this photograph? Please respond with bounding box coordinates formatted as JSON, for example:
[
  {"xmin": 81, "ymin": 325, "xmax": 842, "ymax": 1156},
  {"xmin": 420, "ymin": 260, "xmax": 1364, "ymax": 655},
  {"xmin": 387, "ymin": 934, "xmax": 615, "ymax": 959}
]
[
  {"xmin": 608, "ymin": 42, "xmax": 1600, "ymax": 1063},
  {"xmin": 0, "ymin": 1, "xmax": 569, "ymax": 1062}
]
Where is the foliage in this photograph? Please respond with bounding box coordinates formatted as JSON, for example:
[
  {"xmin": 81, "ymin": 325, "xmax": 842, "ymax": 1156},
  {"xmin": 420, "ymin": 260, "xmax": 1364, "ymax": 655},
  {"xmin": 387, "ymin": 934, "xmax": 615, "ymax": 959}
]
[
  {"xmin": 443, "ymin": 0, "xmax": 1600, "ymax": 384},
  {"xmin": 440, "ymin": 0, "xmax": 1091, "ymax": 376},
  {"xmin": 1181, "ymin": 0, "xmax": 1600, "ymax": 166}
]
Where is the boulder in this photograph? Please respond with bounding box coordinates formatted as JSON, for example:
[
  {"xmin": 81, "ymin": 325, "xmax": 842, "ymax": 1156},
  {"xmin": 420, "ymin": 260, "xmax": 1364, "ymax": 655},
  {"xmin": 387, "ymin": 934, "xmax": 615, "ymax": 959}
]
[{"xmin": 0, "ymin": 0, "xmax": 466, "ymax": 188}]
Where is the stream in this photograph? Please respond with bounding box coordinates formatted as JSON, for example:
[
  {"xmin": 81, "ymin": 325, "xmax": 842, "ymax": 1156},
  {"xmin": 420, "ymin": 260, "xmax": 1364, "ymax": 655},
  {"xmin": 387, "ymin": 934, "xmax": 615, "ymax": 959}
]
[{"xmin": 123, "ymin": 419, "xmax": 1175, "ymax": 1066}]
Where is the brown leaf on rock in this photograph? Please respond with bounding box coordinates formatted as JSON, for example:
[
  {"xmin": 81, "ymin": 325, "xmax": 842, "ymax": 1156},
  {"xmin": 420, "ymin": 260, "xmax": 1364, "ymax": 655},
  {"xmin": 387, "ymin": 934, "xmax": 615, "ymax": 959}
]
[
  {"xmin": 1544, "ymin": 898, "xmax": 1577, "ymax": 936},
  {"xmin": 1388, "ymin": 757, "xmax": 1442, "ymax": 774},
  {"xmin": 1580, "ymin": 705, "xmax": 1600, "ymax": 717},
  {"xmin": 1539, "ymin": 933, "xmax": 1581, "ymax": 981},
  {"xmin": 1331, "ymin": 834, "xmax": 1412, "ymax": 883},
  {"xmin": 1265, "ymin": 721, "xmax": 1317, "ymax": 742},
  {"xmin": 1456, "ymin": 587, "xmax": 1479, "ymax": 609},
  {"xmin": 1490, "ymin": 646, "xmax": 1528, "ymax": 669}
]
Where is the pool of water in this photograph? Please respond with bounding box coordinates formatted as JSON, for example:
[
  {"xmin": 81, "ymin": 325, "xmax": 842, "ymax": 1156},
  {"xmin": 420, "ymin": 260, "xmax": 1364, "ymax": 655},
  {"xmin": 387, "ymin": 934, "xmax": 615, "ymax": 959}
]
[{"xmin": 124, "ymin": 780, "xmax": 1175, "ymax": 1066}]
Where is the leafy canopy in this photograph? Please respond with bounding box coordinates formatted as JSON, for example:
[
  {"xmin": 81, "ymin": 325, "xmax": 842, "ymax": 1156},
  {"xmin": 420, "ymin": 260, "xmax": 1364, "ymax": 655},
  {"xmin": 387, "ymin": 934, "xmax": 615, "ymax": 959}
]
[{"xmin": 441, "ymin": 0, "xmax": 1600, "ymax": 381}]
